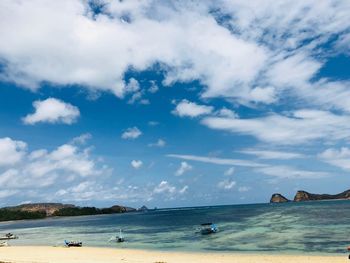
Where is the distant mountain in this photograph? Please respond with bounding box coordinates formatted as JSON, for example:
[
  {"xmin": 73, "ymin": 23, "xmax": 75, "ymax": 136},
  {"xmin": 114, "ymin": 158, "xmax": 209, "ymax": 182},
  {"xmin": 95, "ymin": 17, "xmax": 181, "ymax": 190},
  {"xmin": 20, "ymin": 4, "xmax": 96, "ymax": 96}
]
[
  {"xmin": 0, "ymin": 202, "xmax": 136, "ymax": 222},
  {"xmin": 270, "ymin": 189, "xmax": 350, "ymax": 203}
]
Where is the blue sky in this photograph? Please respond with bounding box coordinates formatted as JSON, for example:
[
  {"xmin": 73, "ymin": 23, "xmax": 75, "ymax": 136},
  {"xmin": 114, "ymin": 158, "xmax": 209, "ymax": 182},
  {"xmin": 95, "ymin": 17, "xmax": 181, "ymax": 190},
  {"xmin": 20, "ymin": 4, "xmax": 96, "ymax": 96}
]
[{"xmin": 0, "ymin": 0, "xmax": 350, "ymax": 208}]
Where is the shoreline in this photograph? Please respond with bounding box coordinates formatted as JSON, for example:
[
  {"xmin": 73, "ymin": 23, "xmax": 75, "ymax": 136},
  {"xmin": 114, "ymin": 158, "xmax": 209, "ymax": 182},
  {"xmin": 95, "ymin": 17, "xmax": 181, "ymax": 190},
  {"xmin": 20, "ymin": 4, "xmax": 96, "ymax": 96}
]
[{"xmin": 0, "ymin": 246, "xmax": 346, "ymax": 263}]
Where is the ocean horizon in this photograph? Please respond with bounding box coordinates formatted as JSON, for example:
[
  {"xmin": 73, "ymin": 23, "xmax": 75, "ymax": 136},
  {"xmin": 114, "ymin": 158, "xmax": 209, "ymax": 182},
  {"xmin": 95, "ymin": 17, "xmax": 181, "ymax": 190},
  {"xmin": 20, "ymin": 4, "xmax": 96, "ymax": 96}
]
[{"xmin": 1, "ymin": 200, "xmax": 349, "ymax": 255}]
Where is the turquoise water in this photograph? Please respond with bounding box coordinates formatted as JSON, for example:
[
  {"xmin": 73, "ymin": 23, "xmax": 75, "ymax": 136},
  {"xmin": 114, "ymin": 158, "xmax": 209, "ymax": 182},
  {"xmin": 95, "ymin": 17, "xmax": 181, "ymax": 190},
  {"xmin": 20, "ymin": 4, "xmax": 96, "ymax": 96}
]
[{"xmin": 1, "ymin": 201, "xmax": 350, "ymax": 254}]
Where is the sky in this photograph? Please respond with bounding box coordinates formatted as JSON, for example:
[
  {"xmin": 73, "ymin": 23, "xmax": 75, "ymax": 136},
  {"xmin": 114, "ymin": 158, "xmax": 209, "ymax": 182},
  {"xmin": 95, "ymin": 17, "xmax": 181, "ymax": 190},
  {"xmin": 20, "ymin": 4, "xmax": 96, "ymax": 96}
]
[{"xmin": 0, "ymin": 0, "xmax": 350, "ymax": 208}]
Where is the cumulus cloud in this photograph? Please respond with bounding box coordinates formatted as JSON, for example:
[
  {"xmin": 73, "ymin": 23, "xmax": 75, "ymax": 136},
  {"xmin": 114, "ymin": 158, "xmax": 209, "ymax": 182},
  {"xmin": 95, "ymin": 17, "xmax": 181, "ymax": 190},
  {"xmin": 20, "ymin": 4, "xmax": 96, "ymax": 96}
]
[
  {"xmin": 70, "ymin": 133, "xmax": 92, "ymax": 145},
  {"xmin": 217, "ymin": 179, "xmax": 236, "ymax": 190},
  {"xmin": 148, "ymin": 81, "xmax": 159, "ymax": 93},
  {"xmin": 131, "ymin": 160, "xmax": 143, "ymax": 169},
  {"xmin": 0, "ymin": 0, "xmax": 349, "ymax": 112},
  {"xmin": 125, "ymin": 78, "xmax": 150, "ymax": 105},
  {"xmin": 153, "ymin": 181, "xmax": 176, "ymax": 194},
  {"xmin": 0, "ymin": 136, "xmax": 110, "ymax": 199},
  {"xmin": 152, "ymin": 181, "xmax": 188, "ymax": 199},
  {"xmin": 217, "ymin": 108, "xmax": 237, "ymax": 118},
  {"xmin": 23, "ymin": 98, "xmax": 80, "ymax": 125},
  {"xmin": 148, "ymin": 139, "xmax": 166, "ymax": 148},
  {"xmin": 175, "ymin": 161, "xmax": 192, "ymax": 176},
  {"xmin": 0, "ymin": 0, "xmax": 266, "ymax": 99},
  {"xmin": 179, "ymin": 185, "xmax": 189, "ymax": 194},
  {"xmin": 0, "ymin": 137, "xmax": 27, "ymax": 167},
  {"xmin": 172, "ymin": 100, "xmax": 213, "ymax": 118},
  {"xmin": 121, "ymin": 127, "xmax": 142, "ymax": 140}
]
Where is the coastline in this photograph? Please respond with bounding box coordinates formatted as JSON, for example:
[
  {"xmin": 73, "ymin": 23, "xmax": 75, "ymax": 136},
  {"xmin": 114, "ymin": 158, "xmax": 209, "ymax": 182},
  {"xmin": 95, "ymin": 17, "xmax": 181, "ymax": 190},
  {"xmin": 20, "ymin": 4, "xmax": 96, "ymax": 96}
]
[{"xmin": 0, "ymin": 246, "xmax": 346, "ymax": 263}]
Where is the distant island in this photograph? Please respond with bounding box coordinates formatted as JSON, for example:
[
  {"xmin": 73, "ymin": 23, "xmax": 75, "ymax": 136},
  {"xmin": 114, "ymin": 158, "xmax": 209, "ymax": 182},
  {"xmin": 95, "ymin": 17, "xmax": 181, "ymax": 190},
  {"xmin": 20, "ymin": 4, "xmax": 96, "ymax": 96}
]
[
  {"xmin": 0, "ymin": 203, "xmax": 137, "ymax": 222},
  {"xmin": 270, "ymin": 189, "xmax": 350, "ymax": 203}
]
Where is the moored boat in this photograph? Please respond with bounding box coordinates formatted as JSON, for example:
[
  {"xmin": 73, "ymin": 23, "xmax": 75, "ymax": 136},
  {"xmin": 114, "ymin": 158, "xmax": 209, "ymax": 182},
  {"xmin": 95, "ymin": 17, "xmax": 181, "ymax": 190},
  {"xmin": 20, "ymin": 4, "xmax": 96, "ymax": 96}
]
[
  {"xmin": 0, "ymin": 241, "xmax": 8, "ymax": 247},
  {"xmin": 64, "ymin": 240, "xmax": 82, "ymax": 247},
  {"xmin": 116, "ymin": 229, "xmax": 125, "ymax": 243},
  {"xmin": 109, "ymin": 229, "xmax": 125, "ymax": 243},
  {"xmin": 0, "ymin": 233, "xmax": 18, "ymax": 240},
  {"xmin": 200, "ymin": 223, "xmax": 218, "ymax": 235}
]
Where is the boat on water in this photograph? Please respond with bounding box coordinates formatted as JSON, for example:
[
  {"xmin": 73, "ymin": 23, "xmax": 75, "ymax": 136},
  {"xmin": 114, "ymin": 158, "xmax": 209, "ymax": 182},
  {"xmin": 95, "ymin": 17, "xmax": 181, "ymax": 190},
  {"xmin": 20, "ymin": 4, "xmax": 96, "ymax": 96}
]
[
  {"xmin": 64, "ymin": 240, "xmax": 82, "ymax": 247},
  {"xmin": 109, "ymin": 229, "xmax": 125, "ymax": 243},
  {"xmin": 200, "ymin": 223, "xmax": 218, "ymax": 235},
  {"xmin": 116, "ymin": 229, "xmax": 125, "ymax": 243},
  {"xmin": 0, "ymin": 233, "xmax": 18, "ymax": 240},
  {"xmin": 0, "ymin": 241, "xmax": 8, "ymax": 247}
]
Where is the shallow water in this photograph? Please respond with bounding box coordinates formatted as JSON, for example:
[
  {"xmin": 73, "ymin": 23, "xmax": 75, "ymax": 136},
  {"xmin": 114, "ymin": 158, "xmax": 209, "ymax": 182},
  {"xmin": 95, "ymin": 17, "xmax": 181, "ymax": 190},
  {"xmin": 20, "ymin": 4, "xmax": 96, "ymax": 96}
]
[{"xmin": 1, "ymin": 201, "xmax": 350, "ymax": 254}]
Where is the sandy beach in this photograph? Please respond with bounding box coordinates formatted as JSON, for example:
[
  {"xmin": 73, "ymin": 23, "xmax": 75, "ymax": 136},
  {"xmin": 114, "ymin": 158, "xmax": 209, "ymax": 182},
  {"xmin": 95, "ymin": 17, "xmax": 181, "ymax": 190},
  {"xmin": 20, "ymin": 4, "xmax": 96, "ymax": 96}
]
[{"xmin": 0, "ymin": 246, "xmax": 346, "ymax": 263}]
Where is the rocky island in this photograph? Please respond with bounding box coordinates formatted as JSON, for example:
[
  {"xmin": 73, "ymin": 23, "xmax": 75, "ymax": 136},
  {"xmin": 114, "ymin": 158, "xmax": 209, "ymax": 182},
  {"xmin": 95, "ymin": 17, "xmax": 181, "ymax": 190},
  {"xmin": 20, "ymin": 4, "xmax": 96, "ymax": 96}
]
[
  {"xmin": 270, "ymin": 189, "xmax": 350, "ymax": 203},
  {"xmin": 0, "ymin": 203, "xmax": 136, "ymax": 222},
  {"xmin": 270, "ymin": 193, "xmax": 290, "ymax": 203}
]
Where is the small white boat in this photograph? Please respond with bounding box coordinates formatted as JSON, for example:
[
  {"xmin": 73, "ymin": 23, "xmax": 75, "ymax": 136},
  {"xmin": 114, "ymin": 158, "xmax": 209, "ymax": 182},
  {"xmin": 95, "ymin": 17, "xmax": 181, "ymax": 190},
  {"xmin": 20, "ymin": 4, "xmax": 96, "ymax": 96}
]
[
  {"xmin": 0, "ymin": 233, "xmax": 18, "ymax": 240},
  {"xmin": 116, "ymin": 229, "xmax": 125, "ymax": 243},
  {"xmin": 0, "ymin": 241, "xmax": 8, "ymax": 247},
  {"xmin": 200, "ymin": 223, "xmax": 219, "ymax": 235},
  {"xmin": 109, "ymin": 229, "xmax": 125, "ymax": 243},
  {"xmin": 64, "ymin": 240, "xmax": 82, "ymax": 247}
]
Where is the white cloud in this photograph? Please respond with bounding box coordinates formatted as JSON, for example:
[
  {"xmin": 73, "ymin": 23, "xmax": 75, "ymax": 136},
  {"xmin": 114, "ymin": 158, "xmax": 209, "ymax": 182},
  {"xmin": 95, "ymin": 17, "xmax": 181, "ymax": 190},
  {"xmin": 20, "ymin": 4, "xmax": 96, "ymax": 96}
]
[
  {"xmin": 217, "ymin": 179, "xmax": 236, "ymax": 190},
  {"xmin": 0, "ymin": 1, "xmax": 267, "ymax": 99},
  {"xmin": 217, "ymin": 108, "xmax": 237, "ymax": 118},
  {"xmin": 179, "ymin": 185, "xmax": 189, "ymax": 195},
  {"xmin": 319, "ymin": 147, "xmax": 350, "ymax": 171},
  {"xmin": 240, "ymin": 149, "xmax": 304, "ymax": 159},
  {"xmin": 168, "ymin": 154, "xmax": 265, "ymax": 167},
  {"xmin": 153, "ymin": 181, "xmax": 176, "ymax": 194},
  {"xmin": 0, "ymin": 137, "xmax": 109, "ymax": 192},
  {"xmin": 71, "ymin": 133, "xmax": 92, "ymax": 145},
  {"xmin": 148, "ymin": 81, "xmax": 159, "ymax": 93},
  {"xmin": 125, "ymin": 78, "xmax": 140, "ymax": 93},
  {"xmin": 256, "ymin": 165, "xmax": 328, "ymax": 179},
  {"xmin": 0, "ymin": 137, "xmax": 27, "ymax": 167},
  {"xmin": 0, "ymin": 0, "xmax": 349, "ymax": 113},
  {"xmin": 148, "ymin": 139, "xmax": 166, "ymax": 148},
  {"xmin": 172, "ymin": 99, "xmax": 213, "ymax": 118},
  {"xmin": 224, "ymin": 167, "xmax": 235, "ymax": 176},
  {"xmin": 23, "ymin": 98, "xmax": 80, "ymax": 125},
  {"xmin": 248, "ymin": 86, "xmax": 277, "ymax": 104},
  {"xmin": 175, "ymin": 161, "xmax": 192, "ymax": 176},
  {"xmin": 202, "ymin": 110, "xmax": 350, "ymax": 145},
  {"xmin": 121, "ymin": 127, "xmax": 142, "ymax": 140},
  {"xmin": 151, "ymin": 181, "xmax": 189, "ymax": 200},
  {"xmin": 55, "ymin": 181, "xmax": 113, "ymax": 202},
  {"xmin": 131, "ymin": 160, "xmax": 143, "ymax": 169}
]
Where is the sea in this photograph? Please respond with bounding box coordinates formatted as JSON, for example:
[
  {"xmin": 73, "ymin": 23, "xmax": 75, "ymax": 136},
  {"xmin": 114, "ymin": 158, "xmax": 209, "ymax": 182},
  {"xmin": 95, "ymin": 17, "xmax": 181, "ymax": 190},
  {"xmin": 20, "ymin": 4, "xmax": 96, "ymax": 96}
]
[{"xmin": 1, "ymin": 200, "xmax": 349, "ymax": 254}]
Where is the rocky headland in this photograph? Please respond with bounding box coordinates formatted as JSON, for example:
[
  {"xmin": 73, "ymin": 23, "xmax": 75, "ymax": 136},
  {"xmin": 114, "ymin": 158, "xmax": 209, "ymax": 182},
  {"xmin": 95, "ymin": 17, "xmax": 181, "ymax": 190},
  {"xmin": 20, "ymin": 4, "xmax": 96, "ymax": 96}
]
[
  {"xmin": 270, "ymin": 193, "xmax": 290, "ymax": 203},
  {"xmin": 0, "ymin": 203, "xmax": 136, "ymax": 222},
  {"xmin": 270, "ymin": 189, "xmax": 350, "ymax": 203}
]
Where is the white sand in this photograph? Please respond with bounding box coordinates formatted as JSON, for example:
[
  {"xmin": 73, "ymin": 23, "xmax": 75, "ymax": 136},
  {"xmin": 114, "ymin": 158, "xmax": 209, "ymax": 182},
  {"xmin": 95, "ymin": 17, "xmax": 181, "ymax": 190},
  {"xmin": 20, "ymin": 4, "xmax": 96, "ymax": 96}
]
[{"xmin": 0, "ymin": 246, "xmax": 346, "ymax": 263}]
